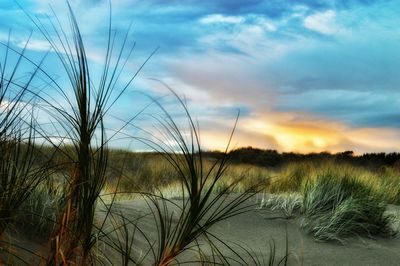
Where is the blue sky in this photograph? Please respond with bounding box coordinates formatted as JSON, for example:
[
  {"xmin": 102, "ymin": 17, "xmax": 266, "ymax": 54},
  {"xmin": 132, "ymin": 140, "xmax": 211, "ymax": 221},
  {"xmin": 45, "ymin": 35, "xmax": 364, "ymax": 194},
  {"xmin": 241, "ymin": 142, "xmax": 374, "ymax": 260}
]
[{"xmin": 1, "ymin": 0, "xmax": 400, "ymax": 153}]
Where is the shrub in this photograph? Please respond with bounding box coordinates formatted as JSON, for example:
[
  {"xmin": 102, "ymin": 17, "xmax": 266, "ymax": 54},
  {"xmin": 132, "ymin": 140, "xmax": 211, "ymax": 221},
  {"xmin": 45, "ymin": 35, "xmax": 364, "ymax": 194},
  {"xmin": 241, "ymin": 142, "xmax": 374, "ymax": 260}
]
[{"xmin": 301, "ymin": 173, "xmax": 393, "ymax": 242}]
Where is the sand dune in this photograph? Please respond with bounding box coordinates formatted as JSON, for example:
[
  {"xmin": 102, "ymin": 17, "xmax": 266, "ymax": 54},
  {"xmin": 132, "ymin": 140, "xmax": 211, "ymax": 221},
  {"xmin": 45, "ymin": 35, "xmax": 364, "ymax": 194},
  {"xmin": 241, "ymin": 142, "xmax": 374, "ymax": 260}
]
[
  {"xmin": 97, "ymin": 197, "xmax": 400, "ymax": 265},
  {"xmin": 2, "ymin": 196, "xmax": 400, "ymax": 265}
]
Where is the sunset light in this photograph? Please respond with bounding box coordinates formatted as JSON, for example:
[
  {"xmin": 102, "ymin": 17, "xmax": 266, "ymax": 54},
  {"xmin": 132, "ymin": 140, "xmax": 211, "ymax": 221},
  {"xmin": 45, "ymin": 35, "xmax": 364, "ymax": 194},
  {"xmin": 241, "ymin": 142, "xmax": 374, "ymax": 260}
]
[{"xmin": 0, "ymin": 0, "xmax": 399, "ymax": 154}]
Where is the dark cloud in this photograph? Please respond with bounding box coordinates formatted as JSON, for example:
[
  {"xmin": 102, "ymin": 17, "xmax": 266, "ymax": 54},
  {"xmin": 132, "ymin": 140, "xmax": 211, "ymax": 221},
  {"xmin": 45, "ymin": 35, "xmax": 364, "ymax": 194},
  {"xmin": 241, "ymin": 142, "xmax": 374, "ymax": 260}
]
[{"xmin": 351, "ymin": 113, "xmax": 400, "ymax": 128}]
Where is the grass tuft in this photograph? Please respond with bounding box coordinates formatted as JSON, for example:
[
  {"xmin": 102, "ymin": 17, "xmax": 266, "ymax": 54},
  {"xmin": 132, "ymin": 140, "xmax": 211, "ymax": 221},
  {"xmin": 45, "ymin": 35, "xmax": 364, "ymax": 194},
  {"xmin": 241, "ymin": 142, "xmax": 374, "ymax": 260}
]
[
  {"xmin": 260, "ymin": 193, "xmax": 303, "ymax": 219},
  {"xmin": 14, "ymin": 183, "xmax": 64, "ymax": 242},
  {"xmin": 301, "ymin": 172, "xmax": 394, "ymax": 242}
]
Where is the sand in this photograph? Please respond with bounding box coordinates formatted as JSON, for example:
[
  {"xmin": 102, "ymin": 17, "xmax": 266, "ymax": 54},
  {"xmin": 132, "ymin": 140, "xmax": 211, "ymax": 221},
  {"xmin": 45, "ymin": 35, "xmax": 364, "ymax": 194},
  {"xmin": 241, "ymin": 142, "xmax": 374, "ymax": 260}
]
[
  {"xmin": 2, "ymin": 195, "xmax": 400, "ymax": 265},
  {"xmin": 100, "ymin": 196, "xmax": 400, "ymax": 265}
]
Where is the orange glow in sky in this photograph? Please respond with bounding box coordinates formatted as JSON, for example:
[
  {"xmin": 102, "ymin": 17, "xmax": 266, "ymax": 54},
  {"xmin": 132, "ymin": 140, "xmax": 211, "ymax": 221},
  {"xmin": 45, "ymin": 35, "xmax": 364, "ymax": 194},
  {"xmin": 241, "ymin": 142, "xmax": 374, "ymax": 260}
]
[{"xmin": 200, "ymin": 112, "xmax": 400, "ymax": 154}]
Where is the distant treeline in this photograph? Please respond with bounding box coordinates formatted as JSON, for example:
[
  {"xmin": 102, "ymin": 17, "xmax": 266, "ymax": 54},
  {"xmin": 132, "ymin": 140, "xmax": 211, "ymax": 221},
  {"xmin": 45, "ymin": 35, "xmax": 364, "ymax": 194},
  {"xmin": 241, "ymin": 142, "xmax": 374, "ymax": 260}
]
[
  {"xmin": 204, "ymin": 147, "xmax": 400, "ymax": 169},
  {"xmin": 31, "ymin": 144, "xmax": 400, "ymax": 170}
]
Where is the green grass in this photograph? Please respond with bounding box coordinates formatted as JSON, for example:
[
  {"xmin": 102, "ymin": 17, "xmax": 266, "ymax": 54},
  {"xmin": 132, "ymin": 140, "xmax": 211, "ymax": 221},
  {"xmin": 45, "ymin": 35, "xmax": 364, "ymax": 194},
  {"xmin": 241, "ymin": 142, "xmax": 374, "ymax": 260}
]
[
  {"xmin": 269, "ymin": 162, "xmax": 314, "ymax": 193},
  {"xmin": 14, "ymin": 183, "xmax": 64, "ymax": 242},
  {"xmin": 260, "ymin": 193, "xmax": 303, "ymax": 218},
  {"xmin": 268, "ymin": 161, "xmax": 400, "ymax": 205},
  {"xmin": 104, "ymin": 155, "xmax": 400, "ymax": 208},
  {"xmin": 301, "ymin": 172, "xmax": 394, "ymax": 242}
]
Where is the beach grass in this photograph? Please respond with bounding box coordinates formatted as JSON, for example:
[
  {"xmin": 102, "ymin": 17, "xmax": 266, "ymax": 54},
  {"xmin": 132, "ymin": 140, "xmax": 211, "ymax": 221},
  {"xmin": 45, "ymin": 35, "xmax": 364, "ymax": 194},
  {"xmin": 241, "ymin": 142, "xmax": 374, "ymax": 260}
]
[{"xmin": 301, "ymin": 172, "xmax": 394, "ymax": 241}]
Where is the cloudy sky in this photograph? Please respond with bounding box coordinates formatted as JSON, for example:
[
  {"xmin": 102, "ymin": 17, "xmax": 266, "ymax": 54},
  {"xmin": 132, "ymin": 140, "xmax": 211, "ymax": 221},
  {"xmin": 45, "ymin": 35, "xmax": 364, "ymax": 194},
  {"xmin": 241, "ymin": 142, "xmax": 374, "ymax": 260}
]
[{"xmin": 1, "ymin": 0, "xmax": 400, "ymax": 154}]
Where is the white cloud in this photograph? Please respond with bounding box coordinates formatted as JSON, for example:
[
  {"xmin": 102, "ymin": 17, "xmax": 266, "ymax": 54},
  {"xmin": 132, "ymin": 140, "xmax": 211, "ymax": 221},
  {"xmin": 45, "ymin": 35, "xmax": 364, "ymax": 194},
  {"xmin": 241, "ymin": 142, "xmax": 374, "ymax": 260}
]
[
  {"xmin": 200, "ymin": 14, "xmax": 245, "ymax": 24},
  {"xmin": 18, "ymin": 39, "xmax": 51, "ymax": 52},
  {"xmin": 251, "ymin": 16, "xmax": 277, "ymax": 32},
  {"xmin": 304, "ymin": 10, "xmax": 338, "ymax": 35}
]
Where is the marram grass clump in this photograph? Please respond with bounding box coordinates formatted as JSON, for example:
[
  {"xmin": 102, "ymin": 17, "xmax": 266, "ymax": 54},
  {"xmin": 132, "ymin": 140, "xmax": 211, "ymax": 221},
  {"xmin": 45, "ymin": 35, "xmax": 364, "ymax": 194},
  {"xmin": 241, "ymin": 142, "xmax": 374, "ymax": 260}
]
[
  {"xmin": 259, "ymin": 193, "xmax": 303, "ymax": 218},
  {"xmin": 14, "ymin": 183, "xmax": 64, "ymax": 242},
  {"xmin": 301, "ymin": 173, "xmax": 394, "ymax": 242},
  {"xmin": 269, "ymin": 162, "xmax": 314, "ymax": 193}
]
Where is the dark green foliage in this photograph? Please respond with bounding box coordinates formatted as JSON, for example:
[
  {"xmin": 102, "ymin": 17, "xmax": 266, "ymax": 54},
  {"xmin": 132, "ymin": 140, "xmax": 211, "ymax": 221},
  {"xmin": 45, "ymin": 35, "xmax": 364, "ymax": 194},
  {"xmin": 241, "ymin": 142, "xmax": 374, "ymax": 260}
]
[{"xmin": 227, "ymin": 147, "xmax": 400, "ymax": 169}]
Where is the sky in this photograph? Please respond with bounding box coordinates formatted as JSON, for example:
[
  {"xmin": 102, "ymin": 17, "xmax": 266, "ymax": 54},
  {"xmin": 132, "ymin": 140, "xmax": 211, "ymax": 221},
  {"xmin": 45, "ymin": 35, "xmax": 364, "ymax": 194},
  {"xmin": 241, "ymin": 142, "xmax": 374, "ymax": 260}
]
[{"xmin": 0, "ymin": 0, "xmax": 400, "ymax": 154}]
